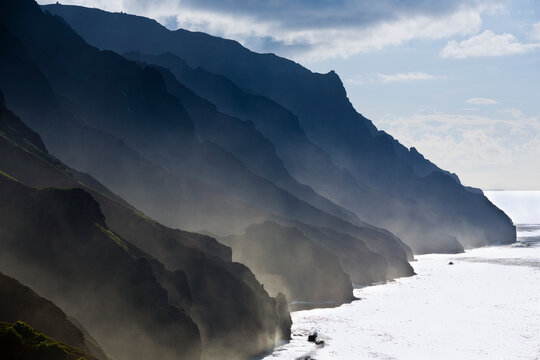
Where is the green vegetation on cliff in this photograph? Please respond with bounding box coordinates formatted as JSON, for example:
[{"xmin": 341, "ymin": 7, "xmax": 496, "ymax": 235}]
[{"xmin": 0, "ymin": 321, "xmax": 90, "ymax": 360}]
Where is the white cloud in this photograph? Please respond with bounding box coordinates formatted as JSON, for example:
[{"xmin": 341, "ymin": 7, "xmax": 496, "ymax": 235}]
[
  {"xmin": 466, "ymin": 97, "xmax": 498, "ymax": 105},
  {"xmin": 138, "ymin": 4, "xmax": 485, "ymax": 62},
  {"xmin": 376, "ymin": 71, "xmax": 444, "ymax": 83},
  {"xmin": 345, "ymin": 77, "xmax": 365, "ymax": 86},
  {"xmin": 346, "ymin": 71, "xmax": 444, "ymax": 86},
  {"xmin": 531, "ymin": 22, "xmax": 540, "ymax": 41},
  {"xmin": 441, "ymin": 30, "xmax": 540, "ymax": 59},
  {"xmin": 500, "ymin": 108, "xmax": 524, "ymax": 119},
  {"xmin": 40, "ymin": 0, "xmax": 488, "ymax": 61}
]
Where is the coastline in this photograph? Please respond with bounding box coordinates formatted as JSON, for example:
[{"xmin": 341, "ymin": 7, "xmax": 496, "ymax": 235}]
[{"xmin": 264, "ymin": 220, "xmax": 539, "ymax": 359}]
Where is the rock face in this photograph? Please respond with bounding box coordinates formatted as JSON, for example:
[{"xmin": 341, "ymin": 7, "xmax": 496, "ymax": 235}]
[
  {"xmin": 44, "ymin": 3, "xmax": 516, "ymax": 253},
  {"xmin": 274, "ymin": 293, "xmax": 292, "ymax": 341},
  {"xmin": 0, "ymin": 175, "xmax": 202, "ymax": 360},
  {"xmin": 124, "ymin": 50, "xmax": 362, "ymax": 226},
  {"xmin": 0, "ymin": 0, "xmax": 266, "ymax": 236},
  {"xmin": 291, "ymin": 222, "xmax": 412, "ymax": 283},
  {"xmin": 222, "ymin": 222, "xmax": 354, "ymax": 304},
  {"xmin": 1, "ymin": 0, "xmax": 414, "ymax": 302},
  {"xmin": 142, "ymin": 61, "xmax": 359, "ymax": 227},
  {"xmin": 0, "ymin": 272, "xmax": 105, "ymax": 360},
  {"xmin": 0, "ymin": 92, "xmax": 290, "ymax": 359}
]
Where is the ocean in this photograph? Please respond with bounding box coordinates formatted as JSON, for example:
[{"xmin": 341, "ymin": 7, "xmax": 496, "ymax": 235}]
[{"xmin": 264, "ymin": 191, "xmax": 540, "ymax": 360}]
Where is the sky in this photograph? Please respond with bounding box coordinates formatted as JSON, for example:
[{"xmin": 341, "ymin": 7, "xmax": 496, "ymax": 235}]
[{"xmin": 40, "ymin": 0, "xmax": 540, "ymax": 190}]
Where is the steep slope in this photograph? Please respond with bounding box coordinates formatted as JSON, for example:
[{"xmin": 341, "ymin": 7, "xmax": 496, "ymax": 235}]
[
  {"xmin": 0, "ymin": 272, "xmax": 105, "ymax": 360},
  {"xmin": 288, "ymin": 222, "xmax": 391, "ymax": 285},
  {"xmin": 120, "ymin": 52, "xmax": 464, "ymax": 255},
  {"xmin": 135, "ymin": 58, "xmax": 360, "ymax": 226},
  {"xmin": 1, "ymin": 0, "xmax": 414, "ymax": 282},
  {"xmin": 221, "ymin": 221, "xmax": 354, "ymax": 305},
  {"xmin": 0, "ymin": 175, "xmax": 201, "ymax": 360},
  {"xmin": 0, "ymin": 0, "xmax": 345, "ymax": 239},
  {"xmin": 0, "ymin": 91, "xmax": 290, "ymax": 360},
  {"xmin": 0, "ymin": 97, "xmax": 386, "ymax": 306},
  {"xmin": 46, "ymin": 4, "xmax": 516, "ymax": 252},
  {"xmin": 0, "ymin": 321, "xmax": 96, "ymax": 360},
  {"xmin": 0, "ymin": 21, "xmax": 266, "ymax": 236},
  {"xmin": 121, "ymin": 53, "xmax": 416, "ymax": 276},
  {"xmin": 2, "ymin": 0, "xmax": 365, "ymax": 236},
  {"xmin": 125, "ymin": 50, "xmax": 373, "ymax": 225}
]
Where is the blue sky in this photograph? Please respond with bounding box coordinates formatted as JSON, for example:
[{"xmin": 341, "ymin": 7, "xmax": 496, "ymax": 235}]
[{"xmin": 40, "ymin": 0, "xmax": 540, "ymax": 190}]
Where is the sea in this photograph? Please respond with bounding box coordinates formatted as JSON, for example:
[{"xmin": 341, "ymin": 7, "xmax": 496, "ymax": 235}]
[{"xmin": 263, "ymin": 191, "xmax": 540, "ymax": 360}]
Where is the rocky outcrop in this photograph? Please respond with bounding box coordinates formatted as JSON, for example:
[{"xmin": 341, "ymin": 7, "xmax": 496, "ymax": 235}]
[
  {"xmin": 0, "ymin": 175, "xmax": 202, "ymax": 360},
  {"xmin": 222, "ymin": 222, "xmax": 354, "ymax": 304},
  {"xmin": 275, "ymin": 293, "xmax": 292, "ymax": 341}
]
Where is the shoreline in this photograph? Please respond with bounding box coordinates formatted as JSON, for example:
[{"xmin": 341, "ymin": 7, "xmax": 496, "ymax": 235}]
[{"xmin": 265, "ymin": 230, "xmax": 539, "ymax": 359}]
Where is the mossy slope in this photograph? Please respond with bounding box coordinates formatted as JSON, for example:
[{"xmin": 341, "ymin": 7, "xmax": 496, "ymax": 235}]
[{"xmin": 0, "ymin": 271, "xmax": 105, "ymax": 360}]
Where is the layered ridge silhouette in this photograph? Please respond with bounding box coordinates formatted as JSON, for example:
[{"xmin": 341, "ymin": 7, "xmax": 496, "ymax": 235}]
[
  {"xmin": 0, "ymin": 89, "xmax": 290, "ymax": 359},
  {"xmin": 43, "ymin": 3, "xmax": 515, "ymax": 253},
  {"xmin": 0, "ymin": 1, "xmax": 519, "ymax": 359}
]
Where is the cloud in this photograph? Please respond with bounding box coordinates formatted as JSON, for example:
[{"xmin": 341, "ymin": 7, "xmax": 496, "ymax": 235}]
[
  {"xmin": 376, "ymin": 71, "xmax": 444, "ymax": 83},
  {"xmin": 345, "ymin": 77, "xmax": 366, "ymax": 86},
  {"xmin": 41, "ymin": 0, "xmax": 491, "ymax": 61},
  {"xmin": 440, "ymin": 30, "xmax": 540, "ymax": 58},
  {"xmin": 531, "ymin": 22, "xmax": 540, "ymax": 41},
  {"xmin": 500, "ymin": 108, "xmax": 524, "ymax": 119},
  {"xmin": 376, "ymin": 109, "xmax": 540, "ymax": 189},
  {"xmin": 466, "ymin": 97, "xmax": 498, "ymax": 105},
  {"xmin": 346, "ymin": 71, "xmax": 444, "ymax": 86}
]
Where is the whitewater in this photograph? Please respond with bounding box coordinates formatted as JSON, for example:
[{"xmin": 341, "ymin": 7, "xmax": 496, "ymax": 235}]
[{"xmin": 264, "ymin": 191, "xmax": 540, "ymax": 360}]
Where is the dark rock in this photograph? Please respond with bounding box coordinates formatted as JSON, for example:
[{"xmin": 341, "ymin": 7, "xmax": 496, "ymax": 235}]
[
  {"xmin": 307, "ymin": 332, "xmax": 318, "ymax": 342},
  {"xmin": 448, "ymin": 261, "xmax": 454, "ymax": 265},
  {"xmin": 221, "ymin": 221, "xmax": 353, "ymax": 304},
  {"xmin": 0, "ymin": 175, "xmax": 202, "ymax": 360},
  {"xmin": 275, "ymin": 293, "xmax": 292, "ymax": 341}
]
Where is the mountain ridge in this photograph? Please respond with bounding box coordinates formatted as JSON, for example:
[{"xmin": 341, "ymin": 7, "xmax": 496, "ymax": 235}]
[
  {"xmin": 42, "ymin": 3, "xmax": 515, "ymax": 253},
  {"xmin": 0, "ymin": 88, "xmax": 291, "ymax": 359},
  {"xmin": 2, "ymin": 0, "xmax": 414, "ymax": 282}
]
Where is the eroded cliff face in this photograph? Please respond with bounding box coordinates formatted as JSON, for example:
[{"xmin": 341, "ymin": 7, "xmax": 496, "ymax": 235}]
[
  {"xmin": 1, "ymin": 0, "xmax": 413, "ymax": 310},
  {"xmin": 222, "ymin": 221, "xmax": 355, "ymax": 305},
  {"xmin": 1, "ymin": 0, "xmax": 411, "ymax": 288},
  {"xmin": 44, "ymin": 3, "xmax": 515, "ymax": 254},
  {"xmin": 0, "ymin": 176, "xmax": 202, "ymax": 360},
  {"xmin": 0, "ymin": 90, "xmax": 291, "ymax": 360}
]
